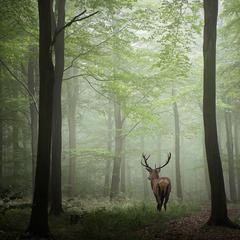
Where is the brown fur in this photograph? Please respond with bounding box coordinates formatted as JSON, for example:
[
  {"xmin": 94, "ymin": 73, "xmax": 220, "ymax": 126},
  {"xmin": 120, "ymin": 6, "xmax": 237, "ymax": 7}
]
[
  {"xmin": 149, "ymin": 171, "xmax": 171, "ymax": 211},
  {"xmin": 141, "ymin": 153, "xmax": 171, "ymax": 211}
]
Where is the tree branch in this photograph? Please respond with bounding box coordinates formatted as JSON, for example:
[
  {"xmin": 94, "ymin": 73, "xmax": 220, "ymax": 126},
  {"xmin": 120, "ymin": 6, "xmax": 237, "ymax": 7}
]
[
  {"xmin": 0, "ymin": 59, "xmax": 39, "ymax": 114},
  {"xmin": 52, "ymin": 10, "xmax": 99, "ymax": 46},
  {"xmin": 64, "ymin": 24, "xmax": 129, "ymax": 72},
  {"xmin": 63, "ymin": 73, "xmax": 89, "ymax": 81},
  {"xmin": 123, "ymin": 121, "xmax": 141, "ymax": 138},
  {"xmin": 84, "ymin": 77, "xmax": 112, "ymax": 101}
]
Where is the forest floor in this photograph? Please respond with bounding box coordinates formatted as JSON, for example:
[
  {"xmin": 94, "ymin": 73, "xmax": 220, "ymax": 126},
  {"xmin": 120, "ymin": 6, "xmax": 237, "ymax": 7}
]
[
  {"xmin": 0, "ymin": 199, "xmax": 239, "ymax": 240},
  {"xmin": 138, "ymin": 206, "xmax": 240, "ymax": 240}
]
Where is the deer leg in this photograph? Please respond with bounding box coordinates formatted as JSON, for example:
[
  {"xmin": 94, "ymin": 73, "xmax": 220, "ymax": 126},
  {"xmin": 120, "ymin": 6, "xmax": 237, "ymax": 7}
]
[
  {"xmin": 157, "ymin": 193, "xmax": 164, "ymax": 212},
  {"xmin": 154, "ymin": 194, "xmax": 160, "ymax": 211},
  {"xmin": 164, "ymin": 187, "xmax": 170, "ymax": 211},
  {"xmin": 164, "ymin": 195, "xmax": 169, "ymax": 211}
]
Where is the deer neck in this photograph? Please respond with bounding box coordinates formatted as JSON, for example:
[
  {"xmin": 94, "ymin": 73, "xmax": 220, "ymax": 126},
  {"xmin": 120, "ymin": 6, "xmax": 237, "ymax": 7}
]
[{"xmin": 150, "ymin": 177, "xmax": 160, "ymax": 189}]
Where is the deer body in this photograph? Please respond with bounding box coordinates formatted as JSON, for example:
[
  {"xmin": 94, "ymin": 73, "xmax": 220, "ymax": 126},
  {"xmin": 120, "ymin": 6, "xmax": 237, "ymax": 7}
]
[
  {"xmin": 141, "ymin": 153, "xmax": 171, "ymax": 211},
  {"xmin": 152, "ymin": 176, "xmax": 171, "ymax": 211}
]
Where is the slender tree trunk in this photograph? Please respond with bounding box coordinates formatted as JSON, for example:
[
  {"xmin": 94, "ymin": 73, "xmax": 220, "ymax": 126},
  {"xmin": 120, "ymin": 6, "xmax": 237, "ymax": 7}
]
[
  {"xmin": 0, "ymin": 77, "xmax": 3, "ymax": 184},
  {"xmin": 141, "ymin": 136, "xmax": 149, "ymax": 201},
  {"xmin": 233, "ymin": 112, "xmax": 240, "ymax": 200},
  {"xmin": 224, "ymin": 109, "xmax": 237, "ymax": 202},
  {"xmin": 12, "ymin": 123, "xmax": 19, "ymax": 178},
  {"xmin": 202, "ymin": 130, "xmax": 211, "ymax": 201},
  {"xmin": 66, "ymin": 81, "xmax": 79, "ymax": 197},
  {"xmin": 157, "ymin": 135, "xmax": 162, "ymax": 165},
  {"xmin": 126, "ymin": 159, "xmax": 132, "ymax": 196},
  {"xmin": 50, "ymin": 0, "xmax": 65, "ymax": 215},
  {"xmin": 217, "ymin": 116, "xmax": 223, "ymax": 158},
  {"xmin": 26, "ymin": 0, "xmax": 55, "ymax": 236},
  {"xmin": 104, "ymin": 101, "xmax": 113, "ymax": 196},
  {"xmin": 110, "ymin": 100, "xmax": 123, "ymax": 200},
  {"xmin": 27, "ymin": 52, "xmax": 38, "ymax": 190},
  {"xmin": 120, "ymin": 138, "xmax": 126, "ymax": 194},
  {"xmin": 203, "ymin": 0, "xmax": 234, "ymax": 226},
  {"xmin": 172, "ymin": 88, "xmax": 183, "ymax": 200}
]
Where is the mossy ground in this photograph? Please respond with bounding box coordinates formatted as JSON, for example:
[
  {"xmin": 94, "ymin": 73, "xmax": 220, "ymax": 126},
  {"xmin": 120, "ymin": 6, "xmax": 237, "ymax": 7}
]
[{"xmin": 0, "ymin": 199, "xmax": 199, "ymax": 240}]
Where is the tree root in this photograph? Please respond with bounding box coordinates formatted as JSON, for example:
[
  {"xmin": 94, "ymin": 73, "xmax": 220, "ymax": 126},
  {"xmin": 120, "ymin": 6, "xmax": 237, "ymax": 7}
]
[
  {"xmin": 205, "ymin": 217, "xmax": 240, "ymax": 229},
  {"xmin": 18, "ymin": 231, "xmax": 56, "ymax": 240}
]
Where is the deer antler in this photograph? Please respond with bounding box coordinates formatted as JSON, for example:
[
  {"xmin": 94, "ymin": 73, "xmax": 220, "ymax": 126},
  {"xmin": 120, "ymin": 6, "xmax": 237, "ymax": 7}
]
[
  {"xmin": 141, "ymin": 153, "xmax": 152, "ymax": 170},
  {"xmin": 156, "ymin": 152, "xmax": 171, "ymax": 170}
]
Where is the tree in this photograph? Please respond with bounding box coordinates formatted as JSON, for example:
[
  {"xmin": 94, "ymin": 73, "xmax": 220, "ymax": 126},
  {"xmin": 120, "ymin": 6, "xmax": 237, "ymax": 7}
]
[
  {"xmin": 23, "ymin": 0, "xmax": 55, "ymax": 237},
  {"xmin": 50, "ymin": 0, "xmax": 66, "ymax": 215},
  {"xmin": 224, "ymin": 106, "xmax": 237, "ymax": 202},
  {"xmin": 27, "ymin": 48, "xmax": 38, "ymax": 189},
  {"xmin": 66, "ymin": 77, "xmax": 79, "ymax": 197},
  {"xmin": 104, "ymin": 100, "xmax": 113, "ymax": 196},
  {"xmin": 110, "ymin": 100, "xmax": 124, "ymax": 200},
  {"xmin": 141, "ymin": 136, "xmax": 149, "ymax": 201},
  {"xmin": 172, "ymin": 87, "xmax": 183, "ymax": 200},
  {"xmin": 203, "ymin": 0, "xmax": 238, "ymax": 227},
  {"xmin": 120, "ymin": 137, "xmax": 126, "ymax": 194},
  {"xmin": 0, "ymin": 76, "xmax": 3, "ymax": 184},
  {"xmin": 233, "ymin": 112, "xmax": 240, "ymax": 200}
]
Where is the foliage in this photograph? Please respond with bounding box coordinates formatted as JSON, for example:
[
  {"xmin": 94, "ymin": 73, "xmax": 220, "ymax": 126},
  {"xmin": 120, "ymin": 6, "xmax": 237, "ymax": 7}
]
[{"xmin": 0, "ymin": 200, "xmax": 200, "ymax": 240}]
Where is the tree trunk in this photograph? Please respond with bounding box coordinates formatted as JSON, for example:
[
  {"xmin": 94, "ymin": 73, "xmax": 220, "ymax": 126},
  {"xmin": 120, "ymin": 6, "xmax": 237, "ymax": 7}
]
[
  {"xmin": 172, "ymin": 88, "xmax": 183, "ymax": 200},
  {"xmin": 110, "ymin": 100, "xmax": 123, "ymax": 200},
  {"xmin": 141, "ymin": 136, "xmax": 149, "ymax": 201},
  {"xmin": 66, "ymin": 80, "xmax": 79, "ymax": 197},
  {"xmin": 26, "ymin": 0, "xmax": 55, "ymax": 236},
  {"xmin": 217, "ymin": 116, "xmax": 223, "ymax": 158},
  {"xmin": 224, "ymin": 109, "xmax": 237, "ymax": 202},
  {"xmin": 202, "ymin": 130, "xmax": 211, "ymax": 201},
  {"xmin": 203, "ymin": 0, "xmax": 233, "ymax": 226},
  {"xmin": 126, "ymin": 159, "xmax": 132, "ymax": 196},
  {"xmin": 120, "ymin": 138, "xmax": 126, "ymax": 194},
  {"xmin": 27, "ymin": 51, "xmax": 38, "ymax": 190},
  {"xmin": 233, "ymin": 112, "xmax": 240, "ymax": 200},
  {"xmin": 157, "ymin": 135, "xmax": 162, "ymax": 165},
  {"xmin": 104, "ymin": 101, "xmax": 113, "ymax": 196},
  {"xmin": 0, "ymin": 77, "xmax": 3, "ymax": 184},
  {"xmin": 50, "ymin": 0, "xmax": 65, "ymax": 215},
  {"xmin": 12, "ymin": 123, "xmax": 19, "ymax": 178}
]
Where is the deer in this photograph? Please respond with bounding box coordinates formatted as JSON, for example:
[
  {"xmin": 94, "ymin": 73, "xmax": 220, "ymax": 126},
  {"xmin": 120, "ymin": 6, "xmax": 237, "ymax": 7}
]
[{"xmin": 141, "ymin": 153, "xmax": 171, "ymax": 211}]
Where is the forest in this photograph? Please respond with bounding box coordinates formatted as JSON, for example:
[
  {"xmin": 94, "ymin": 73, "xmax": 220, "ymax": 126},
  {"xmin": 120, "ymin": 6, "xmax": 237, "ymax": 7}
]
[{"xmin": 0, "ymin": 0, "xmax": 240, "ymax": 239}]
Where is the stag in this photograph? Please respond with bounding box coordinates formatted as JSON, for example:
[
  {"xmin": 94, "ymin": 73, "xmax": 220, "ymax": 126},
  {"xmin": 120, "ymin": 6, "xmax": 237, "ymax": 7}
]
[{"xmin": 141, "ymin": 153, "xmax": 171, "ymax": 211}]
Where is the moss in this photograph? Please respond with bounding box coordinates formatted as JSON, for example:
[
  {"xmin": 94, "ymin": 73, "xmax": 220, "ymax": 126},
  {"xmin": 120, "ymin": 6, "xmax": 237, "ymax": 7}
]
[{"xmin": 0, "ymin": 200, "xmax": 200, "ymax": 240}]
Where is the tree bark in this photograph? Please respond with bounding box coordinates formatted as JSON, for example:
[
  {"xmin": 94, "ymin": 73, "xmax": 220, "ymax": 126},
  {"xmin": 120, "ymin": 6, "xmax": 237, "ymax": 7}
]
[
  {"xmin": 110, "ymin": 100, "xmax": 123, "ymax": 200},
  {"xmin": 26, "ymin": 0, "xmax": 55, "ymax": 236},
  {"xmin": 224, "ymin": 109, "xmax": 237, "ymax": 202},
  {"xmin": 27, "ymin": 51, "xmax": 38, "ymax": 190},
  {"xmin": 50, "ymin": 0, "xmax": 65, "ymax": 215},
  {"xmin": 104, "ymin": 101, "xmax": 113, "ymax": 196},
  {"xmin": 66, "ymin": 80, "xmax": 79, "ymax": 197},
  {"xmin": 172, "ymin": 88, "xmax": 183, "ymax": 200},
  {"xmin": 202, "ymin": 130, "xmax": 211, "ymax": 201},
  {"xmin": 203, "ymin": 0, "xmax": 234, "ymax": 226}
]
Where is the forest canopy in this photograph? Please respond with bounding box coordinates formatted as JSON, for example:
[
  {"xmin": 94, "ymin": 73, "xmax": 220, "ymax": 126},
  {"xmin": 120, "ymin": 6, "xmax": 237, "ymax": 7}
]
[{"xmin": 0, "ymin": 0, "xmax": 240, "ymax": 239}]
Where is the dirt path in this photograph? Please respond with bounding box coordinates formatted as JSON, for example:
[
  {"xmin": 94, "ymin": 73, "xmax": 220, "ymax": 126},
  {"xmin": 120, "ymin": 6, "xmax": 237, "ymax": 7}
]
[{"xmin": 141, "ymin": 208, "xmax": 240, "ymax": 240}]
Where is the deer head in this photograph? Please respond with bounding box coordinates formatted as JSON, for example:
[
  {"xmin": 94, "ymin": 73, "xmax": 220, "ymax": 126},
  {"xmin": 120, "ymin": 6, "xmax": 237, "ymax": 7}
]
[{"xmin": 141, "ymin": 153, "xmax": 171, "ymax": 180}]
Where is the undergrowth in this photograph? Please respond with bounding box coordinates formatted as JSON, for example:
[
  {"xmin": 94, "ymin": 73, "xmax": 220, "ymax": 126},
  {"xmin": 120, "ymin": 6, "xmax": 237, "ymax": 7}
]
[{"xmin": 0, "ymin": 199, "xmax": 200, "ymax": 240}]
